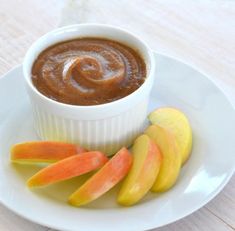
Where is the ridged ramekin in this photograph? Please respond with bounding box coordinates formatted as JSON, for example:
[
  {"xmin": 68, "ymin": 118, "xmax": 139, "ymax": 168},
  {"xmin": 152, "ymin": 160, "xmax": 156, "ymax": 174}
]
[{"xmin": 23, "ymin": 24, "xmax": 155, "ymax": 156}]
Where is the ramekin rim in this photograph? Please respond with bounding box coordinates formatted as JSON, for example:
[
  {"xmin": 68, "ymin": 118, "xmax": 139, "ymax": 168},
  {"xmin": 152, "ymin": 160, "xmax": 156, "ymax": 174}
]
[{"xmin": 23, "ymin": 23, "xmax": 156, "ymax": 110}]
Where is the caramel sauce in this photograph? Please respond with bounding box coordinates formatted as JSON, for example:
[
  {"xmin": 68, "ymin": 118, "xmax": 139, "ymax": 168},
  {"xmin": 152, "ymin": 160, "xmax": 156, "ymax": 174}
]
[{"xmin": 32, "ymin": 38, "xmax": 146, "ymax": 106}]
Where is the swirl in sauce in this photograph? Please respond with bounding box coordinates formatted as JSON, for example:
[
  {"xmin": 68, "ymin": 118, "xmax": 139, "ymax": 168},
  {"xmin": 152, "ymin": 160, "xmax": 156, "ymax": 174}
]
[{"xmin": 32, "ymin": 38, "xmax": 146, "ymax": 105}]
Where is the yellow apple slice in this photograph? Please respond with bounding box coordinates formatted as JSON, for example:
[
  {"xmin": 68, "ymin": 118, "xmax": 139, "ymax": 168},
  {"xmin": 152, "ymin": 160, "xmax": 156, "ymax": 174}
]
[
  {"xmin": 145, "ymin": 125, "xmax": 181, "ymax": 192},
  {"xmin": 118, "ymin": 134, "xmax": 162, "ymax": 206},
  {"xmin": 148, "ymin": 107, "xmax": 192, "ymax": 165}
]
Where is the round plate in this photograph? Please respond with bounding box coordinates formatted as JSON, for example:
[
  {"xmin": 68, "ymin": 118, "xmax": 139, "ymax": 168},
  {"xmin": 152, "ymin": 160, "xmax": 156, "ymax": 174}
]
[{"xmin": 0, "ymin": 53, "xmax": 234, "ymax": 231}]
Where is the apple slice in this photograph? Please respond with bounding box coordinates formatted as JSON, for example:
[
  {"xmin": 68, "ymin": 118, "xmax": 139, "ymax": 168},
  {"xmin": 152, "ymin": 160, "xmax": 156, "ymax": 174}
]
[
  {"xmin": 148, "ymin": 107, "xmax": 192, "ymax": 165},
  {"xmin": 11, "ymin": 141, "xmax": 86, "ymax": 164},
  {"xmin": 27, "ymin": 151, "xmax": 108, "ymax": 187},
  {"xmin": 68, "ymin": 147, "xmax": 132, "ymax": 207},
  {"xmin": 145, "ymin": 125, "xmax": 181, "ymax": 192},
  {"xmin": 118, "ymin": 134, "xmax": 162, "ymax": 206}
]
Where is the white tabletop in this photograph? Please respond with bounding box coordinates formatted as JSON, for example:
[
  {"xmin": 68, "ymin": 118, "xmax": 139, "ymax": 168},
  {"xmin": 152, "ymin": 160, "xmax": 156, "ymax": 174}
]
[{"xmin": 0, "ymin": 0, "xmax": 234, "ymax": 230}]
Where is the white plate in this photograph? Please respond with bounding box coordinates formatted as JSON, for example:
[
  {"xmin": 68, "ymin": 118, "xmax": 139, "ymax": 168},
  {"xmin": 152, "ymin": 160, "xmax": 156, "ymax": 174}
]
[{"xmin": 0, "ymin": 53, "xmax": 234, "ymax": 231}]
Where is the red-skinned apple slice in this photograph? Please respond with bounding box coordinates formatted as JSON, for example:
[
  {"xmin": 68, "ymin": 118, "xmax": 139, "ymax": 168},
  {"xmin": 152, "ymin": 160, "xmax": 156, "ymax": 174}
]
[
  {"xmin": 27, "ymin": 151, "xmax": 108, "ymax": 187},
  {"xmin": 68, "ymin": 147, "xmax": 132, "ymax": 207},
  {"xmin": 11, "ymin": 141, "xmax": 86, "ymax": 163}
]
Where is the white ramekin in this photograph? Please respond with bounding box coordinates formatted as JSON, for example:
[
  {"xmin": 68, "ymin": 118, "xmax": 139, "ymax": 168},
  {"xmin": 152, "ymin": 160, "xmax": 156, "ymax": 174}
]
[{"xmin": 23, "ymin": 24, "xmax": 155, "ymax": 156}]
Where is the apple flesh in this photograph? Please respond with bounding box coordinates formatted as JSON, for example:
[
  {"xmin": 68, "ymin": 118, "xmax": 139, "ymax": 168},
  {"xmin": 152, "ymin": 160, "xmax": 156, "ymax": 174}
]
[
  {"xmin": 11, "ymin": 141, "xmax": 86, "ymax": 164},
  {"xmin": 145, "ymin": 125, "xmax": 181, "ymax": 192},
  {"xmin": 118, "ymin": 134, "xmax": 162, "ymax": 206},
  {"xmin": 148, "ymin": 107, "xmax": 192, "ymax": 165},
  {"xmin": 27, "ymin": 151, "xmax": 108, "ymax": 187},
  {"xmin": 68, "ymin": 147, "xmax": 132, "ymax": 207}
]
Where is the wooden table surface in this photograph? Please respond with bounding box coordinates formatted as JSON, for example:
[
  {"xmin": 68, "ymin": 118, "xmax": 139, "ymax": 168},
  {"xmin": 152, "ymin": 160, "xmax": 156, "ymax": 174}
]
[{"xmin": 0, "ymin": 1, "xmax": 234, "ymax": 230}]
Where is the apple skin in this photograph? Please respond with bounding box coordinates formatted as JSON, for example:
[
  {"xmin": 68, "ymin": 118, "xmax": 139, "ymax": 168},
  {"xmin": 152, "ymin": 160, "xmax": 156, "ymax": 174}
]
[
  {"xmin": 68, "ymin": 147, "xmax": 132, "ymax": 207},
  {"xmin": 11, "ymin": 141, "xmax": 86, "ymax": 164},
  {"xmin": 27, "ymin": 151, "xmax": 108, "ymax": 187},
  {"xmin": 117, "ymin": 134, "xmax": 162, "ymax": 206},
  {"xmin": 145, "ymin": 125, "xmax": 181, "ymax": 192},
  {"xmin": 148, "ymin": 107, "xmax": 192, "ymax": 165}
]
